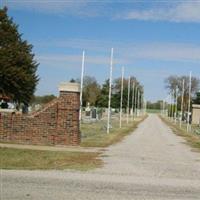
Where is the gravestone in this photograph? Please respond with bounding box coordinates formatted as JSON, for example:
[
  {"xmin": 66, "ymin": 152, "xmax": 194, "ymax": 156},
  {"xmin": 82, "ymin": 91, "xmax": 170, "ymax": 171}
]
[
  {"xmin": 91, "ymin": 108, "xmax": 97, "ymax": 119},
  {"xmin": 85, "ymin": 103, "xmax": 91, "ymax": 117}
]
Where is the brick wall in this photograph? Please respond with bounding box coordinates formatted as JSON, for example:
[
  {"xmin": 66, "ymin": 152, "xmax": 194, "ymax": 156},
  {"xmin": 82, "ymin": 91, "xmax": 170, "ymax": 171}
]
[{"xmin": 0, "ymin": 83, "xmax": 81, "ymax": 146}]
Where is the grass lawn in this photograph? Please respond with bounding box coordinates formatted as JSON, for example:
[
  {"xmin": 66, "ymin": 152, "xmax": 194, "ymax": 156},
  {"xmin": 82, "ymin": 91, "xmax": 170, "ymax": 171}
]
[
  {"xmin": 146, "ymin": 109, "xmax": 161, "ymax": 114},
  {"xmin": 0, "ymin": 148, "xmax": 102, "ymax": 170},
  {"xmin": 0, "ymin": 115, "xmax": 146, "ymax": 170},
  {"xmin": 81, "ymin": 115, "xmax": 147, "ymax": 147},
  {"xmin": 160, "ymin": 115, "xmax": 200, "ymax": 151}
]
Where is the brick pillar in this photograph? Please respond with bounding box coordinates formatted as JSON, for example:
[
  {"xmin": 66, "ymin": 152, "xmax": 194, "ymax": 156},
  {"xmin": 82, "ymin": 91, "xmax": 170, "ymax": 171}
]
[
  {"xmin": 58, "ymin": 82, "xmax": 81, "ymax": 145},
  {"xmin": 0, "ymin": 113, "xmax": 2, "ymax": 140}
]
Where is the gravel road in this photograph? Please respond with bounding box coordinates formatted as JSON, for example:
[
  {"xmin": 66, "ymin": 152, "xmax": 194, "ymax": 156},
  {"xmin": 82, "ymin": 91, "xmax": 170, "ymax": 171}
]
[{"xmin": 1, "ymin": 114, "xmax": 200, "ymax": 200}]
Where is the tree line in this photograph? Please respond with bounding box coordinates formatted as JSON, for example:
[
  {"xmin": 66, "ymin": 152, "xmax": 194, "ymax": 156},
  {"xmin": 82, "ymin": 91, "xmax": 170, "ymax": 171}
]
[
  {"xmin": 165, "ymin": 75, "xmax": 200, "ymax": 112},
  {"xmin": 72, "ymin": 76, "xmax": 143, "ymax": 109}
]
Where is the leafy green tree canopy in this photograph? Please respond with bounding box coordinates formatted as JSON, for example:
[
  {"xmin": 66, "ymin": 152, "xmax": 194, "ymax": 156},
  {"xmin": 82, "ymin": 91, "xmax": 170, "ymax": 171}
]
[{"xmin": 0, "ymin": 7, "xmax": 39, "ymax": 104}]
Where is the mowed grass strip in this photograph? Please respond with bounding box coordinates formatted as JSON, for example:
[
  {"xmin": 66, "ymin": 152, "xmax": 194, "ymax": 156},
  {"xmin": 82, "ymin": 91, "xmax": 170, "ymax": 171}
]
[
  {"xmin": 81, "ymin": 116, "xmax": 147, "ymax": 147},
  {"xmin": 0, "ymin": 147, "xmax": 102, "ymax": 170},
  {"xmin": 160, "ymin": 116, "xmax": 200, "ymax": 151}
]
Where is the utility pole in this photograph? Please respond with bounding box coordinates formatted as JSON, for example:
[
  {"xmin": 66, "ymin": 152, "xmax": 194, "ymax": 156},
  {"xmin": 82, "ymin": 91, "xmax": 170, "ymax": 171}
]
[
  {"xmin": 79, "ymin": 51, "xmax": 85, "ymax": 121},
  {"xmin": 107, "ymin": 48, "xmax": 114, "ymax": 134},
  {"xmin": 187, "ymin": 72, "xmax": 192, "ymax": 132},
  {"xmin": 119, "ymin": 67, "xmax": 124, "ymax": 128}
]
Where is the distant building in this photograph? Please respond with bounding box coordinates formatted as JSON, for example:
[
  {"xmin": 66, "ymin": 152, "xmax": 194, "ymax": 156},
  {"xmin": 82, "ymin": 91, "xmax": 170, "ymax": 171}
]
[{"xmin": 192, "ymin": 104, "xmax": 200, "ymax": 125}]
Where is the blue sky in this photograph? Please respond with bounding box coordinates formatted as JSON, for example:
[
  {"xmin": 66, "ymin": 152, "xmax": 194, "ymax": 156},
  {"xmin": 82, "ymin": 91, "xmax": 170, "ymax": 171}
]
[{"xmin": 1, "ymin": 0, "xmax": 200, "ymax": 101}]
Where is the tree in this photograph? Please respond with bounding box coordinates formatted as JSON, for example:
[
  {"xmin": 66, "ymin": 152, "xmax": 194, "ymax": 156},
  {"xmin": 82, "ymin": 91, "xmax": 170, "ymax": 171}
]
[
  {"xmin": 97, "ymin": 77, "xmax": 143, "ymax": 110},
  {"xmin": 165, "ymin": 75, "xmax": 200, "ymax": 111},
  {"xmin": 147, "ymin": 100, "xmax": 163, "ymax": 110},
  {"xmin": 70, "ymin": 78, "xmax": 76, "ymax": 83},
  {"xmin": 81, "ymin": 76, "xmax": 101, "ymax": 106},
  {"xmin": 0, "ymin": 7, "xmax": 39, "ymax": 104},
  {"xmin": 165, "ymin": 75, "xmax": 199, "ymax": 96},
  {"xmin": 97, "ymin": 79, "xmax": 109, "ymax": 108},
  {"xmin": 193, "ymin": 91, "xmax": 200, "ymax": 104}
]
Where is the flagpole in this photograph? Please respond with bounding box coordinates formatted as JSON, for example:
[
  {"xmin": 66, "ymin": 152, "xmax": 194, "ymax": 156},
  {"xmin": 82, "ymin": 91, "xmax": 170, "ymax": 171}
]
[
  {"xmin": 180, "ymin": 79, "xmax": 185, "ymax": 127},
  {"xmin": 135, "ymin": 86, "xmax": 138, "ymax": 117},
  {"xmin": 107, "ymin": 48, "xmax": 114, "ymax": 134},
  {"xmin": 137, "ymin": 89, "xmax": 140, "ymax": 117},
  {"xmin": 187, "ymin": 72, "xmax": 192, "ymax": 132},
  {"xmin": 171, "ymin": 90, "xmax": 174, "ymax": 121},
  {"xmin": 127, "ymin": 76, "xmax": 131, "ymax": 124},
  {"xmin": 79, "ymin": 51, "xmax": 85, "ymax": 121},
  {"xmin": 175, "ymin": 86, "xmax": 178, "ymax": 124},
  {"xmin": 131, "ymin": 81, "xmax": 135, "ymax": 120},
  {"xmin": 119, "ymin": 67, "xmax": 124, "ymax": 128}
]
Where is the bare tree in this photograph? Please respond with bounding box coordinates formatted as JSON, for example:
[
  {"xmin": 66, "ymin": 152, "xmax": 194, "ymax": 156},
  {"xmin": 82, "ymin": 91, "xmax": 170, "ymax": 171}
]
[{"xmin": 165, "ymin": 75, "xmax": 200, "ymax": 111}]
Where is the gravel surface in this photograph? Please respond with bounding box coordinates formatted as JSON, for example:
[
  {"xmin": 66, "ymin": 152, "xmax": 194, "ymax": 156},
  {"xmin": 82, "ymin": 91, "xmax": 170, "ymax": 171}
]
[{"xmin": 1, "ymin": 114, "xmax": 200, "ymax": 200}]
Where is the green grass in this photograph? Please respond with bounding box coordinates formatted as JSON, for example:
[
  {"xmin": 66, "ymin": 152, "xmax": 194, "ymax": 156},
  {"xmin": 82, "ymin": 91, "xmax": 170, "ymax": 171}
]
[
  {"xmin": 0, "ymin": 147, "xmax": 102, "ymax": 170},
  {"xmin": 81, "ymin": 115, "xmax": 147, "ymax": 147},
  {"xmin": 0, "ymin": 115, "xmax": 147, "ymax": 170},
  {"xmin": 160, "ymin": 116, "xmax": 200, "ymax": 151},
  {"xmin": 146, "ymin": 109, "xmax": 161, "ymax": 114}
]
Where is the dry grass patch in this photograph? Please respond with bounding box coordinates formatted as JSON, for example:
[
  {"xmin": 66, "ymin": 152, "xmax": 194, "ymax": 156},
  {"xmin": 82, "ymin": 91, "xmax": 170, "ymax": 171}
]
[
  {"xmin": 160, "ymin": 116, "xmax": 200, "ymax": 151},
  {"xmin": 0, "ymin": 147, "xmax": 102, "ymax": 170},
  {"xmin": 81, "ymin": 115, "xmax": 147, "ymax": 147}
]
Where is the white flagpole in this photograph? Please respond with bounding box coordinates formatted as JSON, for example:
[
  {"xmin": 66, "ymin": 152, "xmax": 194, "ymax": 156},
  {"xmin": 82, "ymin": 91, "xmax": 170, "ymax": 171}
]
[
  {"xmin": 175, "ymin": 86, "xmax": 178, "ymax": 124},
  {"xmin": 169, "ymin": 92, "xmax": 171, "ymax": 119},
  {"xmin": 187, "ymin": 72, "xmax": 192, "ymax": 132},
  {"xmin": 119, "ymin": 67, "xmax": 124, "ymax": 128},
  {"xmin": 162, "ymin": 99, "xmax": 165, "ymax": 116},
  {"xmin": 79, "ymin": 51, "xmax": 85, "ymax": 121},
  {"xmin": 135, "ymin": 86, "xmax": 137, "ymax": 116},
  {"xmin": 107, "ymin": 48, "xmax": 114, "ymax": 134},
  {"xmin": 142, "ymin": 92, "xmax": 145, "ymax": 115},
  {"xmin": 170, "ymin": 92, "xmax": 173, "ymax": 119},
  {"xmin": 171, "ymin": 90, "xmax": 174, "ymax": 121},
  {"xmin": 137, "ymin": 89, "xmax": 140, "ymax": 117},
  {"xmin": 131, "ymin": 81, "xmax": 135, "ymax": 120},
  {"xmin": 127, "ymin": 76, "xmax": 131, "ymax": 124},
  {"xmin": 180, "ymin": 79, "xmax": 185, "ymax": 127}
]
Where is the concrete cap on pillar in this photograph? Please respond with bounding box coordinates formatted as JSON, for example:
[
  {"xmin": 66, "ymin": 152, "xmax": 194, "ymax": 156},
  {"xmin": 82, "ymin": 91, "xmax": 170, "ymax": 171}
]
[{"xmin": 59, "ymin": 82, "xmax": 80, "ymax": 93}]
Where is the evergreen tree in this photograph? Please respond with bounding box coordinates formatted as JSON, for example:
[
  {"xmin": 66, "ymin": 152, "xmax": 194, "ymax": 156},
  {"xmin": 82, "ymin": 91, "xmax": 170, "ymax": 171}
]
[
  {"xmin": 97, "ymin": 79, "xmax": 109, "ymax": 107},
  {"xmin": 193, "ymin": 91, "xmax": 200, "ymax": 104},
  {"xmin": 0, "ymin": 7, "xmax": 39, "ymax": 104}
]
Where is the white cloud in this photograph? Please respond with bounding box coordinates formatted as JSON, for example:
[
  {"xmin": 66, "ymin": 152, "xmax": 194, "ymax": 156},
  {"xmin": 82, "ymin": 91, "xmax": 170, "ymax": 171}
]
[
  {"xmin": 37, "ymin": 53, "xmax": 128, "ymax": 67},
  {"xmin": 117, "ymin": 2, "xmax": 200, "ymax": 23},
  {"xmin": 128, "ymin": 43, "xmax": 200, "ymax": 62},
  {"xmin": 3, "ymin": 0, "xmax": 103, "ymax": 17},
  {"xmin": 4, "ymin": 1, "xmax": 200, "ymax": 23},
  {"xmin": 36, "ymin": 38, "xmax": 200, "ymax": 63}
]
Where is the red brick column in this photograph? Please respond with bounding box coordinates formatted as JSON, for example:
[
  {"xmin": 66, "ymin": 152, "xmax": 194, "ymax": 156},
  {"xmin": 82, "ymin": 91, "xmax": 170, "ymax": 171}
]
[
  {"xmin": 58, "ymin": 82, "xmax": 81, "ymax": 145},
  {"xmin": 0, "ymin": 82, "xmax": 81, "ymax": 146}
]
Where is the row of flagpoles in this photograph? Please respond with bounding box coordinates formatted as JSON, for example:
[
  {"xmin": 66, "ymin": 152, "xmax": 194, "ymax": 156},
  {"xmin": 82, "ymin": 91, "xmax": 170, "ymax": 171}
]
[
  {"xmin": 162, "ymin": 72, "xmax": 192, "ymax": 132},
  {"xmin": 79, "ymin": 48, "xmax": 145, "ymax": 134}
]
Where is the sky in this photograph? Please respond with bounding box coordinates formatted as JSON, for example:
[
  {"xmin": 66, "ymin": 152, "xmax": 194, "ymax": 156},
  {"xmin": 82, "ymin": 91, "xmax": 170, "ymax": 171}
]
[{"xmin": 1, "ymin": 0, "xmax": 200, "ymax": 102}]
